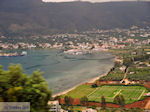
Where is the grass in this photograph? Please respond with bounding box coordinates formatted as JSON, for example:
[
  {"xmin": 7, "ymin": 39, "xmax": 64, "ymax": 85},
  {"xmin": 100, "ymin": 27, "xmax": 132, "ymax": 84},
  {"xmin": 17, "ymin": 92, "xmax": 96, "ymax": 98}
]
[
  {"xmin": 65, "ymin": 85, "xmax": 148, "ymax": 104},
  {"xmin": 64, "ymin": 85, "xmax": 95, "ymax": 98}
]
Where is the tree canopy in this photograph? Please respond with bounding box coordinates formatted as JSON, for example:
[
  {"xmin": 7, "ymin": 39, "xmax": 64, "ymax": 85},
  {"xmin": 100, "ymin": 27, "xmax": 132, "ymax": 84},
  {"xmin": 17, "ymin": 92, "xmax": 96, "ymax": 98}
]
[
  {"xmin": 113, "ymin": 94, "xmax": 125, "ymax": 107},
  {"xmin": 0, "ymin": 64, "xmax": 51, "ymax": 112}
]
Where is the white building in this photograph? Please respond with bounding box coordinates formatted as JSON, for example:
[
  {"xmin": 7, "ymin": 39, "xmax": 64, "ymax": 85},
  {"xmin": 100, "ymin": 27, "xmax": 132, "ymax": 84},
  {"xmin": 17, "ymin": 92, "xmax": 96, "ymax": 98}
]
[{"xmin": 48, "ymin": 101, "xmax": 67, "ymax": 112}]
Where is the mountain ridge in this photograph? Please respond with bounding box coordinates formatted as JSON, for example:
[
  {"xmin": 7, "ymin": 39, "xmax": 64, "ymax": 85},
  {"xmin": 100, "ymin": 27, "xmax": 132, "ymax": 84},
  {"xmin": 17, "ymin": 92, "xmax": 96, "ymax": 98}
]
[{"xmin": 0, "ymin": 0, "xmax": 149, "ymax": 36}]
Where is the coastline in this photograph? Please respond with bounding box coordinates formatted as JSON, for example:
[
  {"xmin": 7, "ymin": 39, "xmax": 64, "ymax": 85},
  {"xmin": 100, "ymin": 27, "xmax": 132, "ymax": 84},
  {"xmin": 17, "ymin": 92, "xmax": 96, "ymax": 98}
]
[
  {"xmin": 52, "ymin": 52, "xmax": 115, "ymax": 98},
  {"xmin": 52, "ymin": 71, "xmax": 111, "ymax": 97}
]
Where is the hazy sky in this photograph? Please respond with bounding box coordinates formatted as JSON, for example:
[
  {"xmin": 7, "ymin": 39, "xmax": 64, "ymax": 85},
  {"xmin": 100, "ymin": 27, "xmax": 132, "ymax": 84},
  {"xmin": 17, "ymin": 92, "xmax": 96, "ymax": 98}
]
[{"xmin": 42, "ymin": 0, "xmax": 149, "ymax": 3}]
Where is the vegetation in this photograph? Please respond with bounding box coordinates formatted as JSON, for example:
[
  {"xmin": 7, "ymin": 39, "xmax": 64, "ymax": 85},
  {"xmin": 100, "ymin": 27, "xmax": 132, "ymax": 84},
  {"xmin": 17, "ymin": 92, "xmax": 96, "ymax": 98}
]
[
  {"xmin": 80, "ymin": 96, "xmax": 88, "ymax": 106},
  {"xmin": 100, "ymin": 71, "xmax": 124, "ymax": 81},
  {"xmin": 0, "ymin": 64, "xmax": 51, "ymax": 112},
  {"xmin": 97, "ymin": 107, "xmax": 144, "ymax": 112},
  {"xmin": 62, "ymin": 48, "xmax": 150, "ymax": 111},
  {"xmin": 103, "ymin": 48, "xmax": 150, "ymax": 82},
  {"xmin": 100, "ymin": 66, "xmax": 125, "ymax": 81},
  {"xmin": 127, "ymin": 67, "xmax": 150, "ymax": 81},
  {"xmin": 64, "ymin": 96, "xmax": 74, "ymax": 106},
  {"xmin": 101, "ymin": 96, "xmax": 106, "ymax": 109},
  {"xmin": 64, "ymin": 85, "xmax": 148, "ymax": 104},
  {"xmin": 64, "ymin": 85, "xmax": 95, "ymax": 98},
  {"xmin": 62, "ymin": 106, "xmax": 144, "ymax": 112},
  {"xmin": 113, "ymin": 95, "xmax": 125, "ymax": 107},
  {"xmin": 0, "ymin": 0, "xmax": 150, "ymax": 36},
  {"xmin": 91, "ymin": 84, "xmax": 98, "ymax": 88}
]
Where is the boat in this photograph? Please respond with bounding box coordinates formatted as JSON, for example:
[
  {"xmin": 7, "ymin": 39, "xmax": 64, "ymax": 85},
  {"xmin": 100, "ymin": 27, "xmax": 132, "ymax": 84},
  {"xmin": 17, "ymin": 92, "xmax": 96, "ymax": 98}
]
[{"xmin": 20, "ymin": 51, "xmax": 27, "ymax": 56}]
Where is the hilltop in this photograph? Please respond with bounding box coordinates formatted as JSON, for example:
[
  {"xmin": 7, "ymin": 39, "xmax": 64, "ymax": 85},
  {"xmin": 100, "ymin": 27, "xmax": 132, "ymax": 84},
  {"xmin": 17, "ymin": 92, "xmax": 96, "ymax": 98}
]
[{"xmin": 0, "ymin": 0, "xmax": 150, "ymax": 36}]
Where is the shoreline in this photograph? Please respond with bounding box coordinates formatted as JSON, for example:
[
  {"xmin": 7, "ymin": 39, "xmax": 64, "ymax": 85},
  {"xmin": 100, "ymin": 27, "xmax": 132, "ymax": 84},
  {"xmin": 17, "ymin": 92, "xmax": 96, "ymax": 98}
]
[
  {"xmin": 52, "ymin": 70, "xmax": 111, "ymax": 97},
  {"xmin": 52, "ymin": 51, "xmax": 115, "ymax": 98}
]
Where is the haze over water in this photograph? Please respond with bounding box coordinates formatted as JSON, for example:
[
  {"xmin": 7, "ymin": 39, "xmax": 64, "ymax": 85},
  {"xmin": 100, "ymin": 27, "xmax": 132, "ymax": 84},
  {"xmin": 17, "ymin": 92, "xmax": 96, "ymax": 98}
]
[{"xmin": 0, "ymin": 49, "xmax": 114, "ymax": 94}]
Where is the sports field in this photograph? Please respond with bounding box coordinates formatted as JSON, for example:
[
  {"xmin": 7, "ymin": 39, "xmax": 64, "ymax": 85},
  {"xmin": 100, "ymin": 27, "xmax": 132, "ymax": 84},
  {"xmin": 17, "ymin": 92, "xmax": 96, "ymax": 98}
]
[{"xmin": 65, "ymin": 85, "xmax": 148, "ymax": 104}]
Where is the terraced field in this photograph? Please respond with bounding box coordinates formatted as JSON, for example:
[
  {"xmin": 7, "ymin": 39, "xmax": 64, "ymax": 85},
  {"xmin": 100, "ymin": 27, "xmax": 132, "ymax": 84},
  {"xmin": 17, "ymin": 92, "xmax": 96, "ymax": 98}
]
[{"xmin": 65, "ymin": 85, "xmax": 148, "ymax": 104}]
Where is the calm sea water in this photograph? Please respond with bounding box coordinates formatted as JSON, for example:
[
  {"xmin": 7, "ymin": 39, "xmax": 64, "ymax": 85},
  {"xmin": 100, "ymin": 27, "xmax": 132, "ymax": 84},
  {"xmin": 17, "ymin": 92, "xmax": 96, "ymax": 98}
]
[{"xmin": 0, "ymin": 49, "xmax": 114, "ymax": 94}]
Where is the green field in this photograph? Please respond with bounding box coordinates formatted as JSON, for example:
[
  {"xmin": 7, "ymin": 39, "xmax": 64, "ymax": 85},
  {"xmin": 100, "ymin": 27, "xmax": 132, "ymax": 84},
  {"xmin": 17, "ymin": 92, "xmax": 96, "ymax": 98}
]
[{"xmin": 65, "ymin": 85, "xmax": 148, "ymax": 104}]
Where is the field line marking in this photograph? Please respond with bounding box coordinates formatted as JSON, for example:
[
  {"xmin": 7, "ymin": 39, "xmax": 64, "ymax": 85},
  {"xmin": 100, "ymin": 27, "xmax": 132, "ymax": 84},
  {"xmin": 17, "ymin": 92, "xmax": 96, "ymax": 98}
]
[
  {"xmin": 138, "ymin": 90, "xmax": 145, "ymax": 100},
  {"xmin": 87, "ymin": 88, "xmax": 100, "ymax": 97},
  {"xmin": 113, "ymin": 89, "xmax": 122, "ymax": 98}
]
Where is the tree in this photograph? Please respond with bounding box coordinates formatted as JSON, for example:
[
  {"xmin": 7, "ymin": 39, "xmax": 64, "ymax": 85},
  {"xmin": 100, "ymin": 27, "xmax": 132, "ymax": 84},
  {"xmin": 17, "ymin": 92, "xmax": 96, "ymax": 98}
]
[
  {"xmin": 0, "ymin": 65, "xmax": 3, "ymax": 74},
  {"xmin": 123, "ymin": 58, "xmax": 132, "ymax": 67},
  {"xmin": 113, "ymin": 95, "xmax": 125, "ymax": 107},
  {"xmin": 64, "ymin": 96, "xmax": 73, "ymax": 106},
  {"xmin": 0, "ymin": 64, "xmax": 51, "ymax": 112},
  {"xmin": 101, "ymin": 96, "xmax": 106, "ymax": 109},
  {"xmin": 80, "ymin": 96, "xmax": 88, "ymax": 106},
  {"xmin": 120, "ymin": 95, "xmax": 125, "ymax": 107},
  {"xmin": 91, "ymin": 84, "xmax": 98, "ymax": 88},
  {"xmin": 64, "ymin": 96, "xmax": 70, "ymax": 106}
]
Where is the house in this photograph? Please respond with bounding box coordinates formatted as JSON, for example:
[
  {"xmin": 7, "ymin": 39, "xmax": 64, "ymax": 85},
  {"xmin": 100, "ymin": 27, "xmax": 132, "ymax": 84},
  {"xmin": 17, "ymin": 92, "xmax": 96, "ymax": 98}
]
[
  {"xmin": 120, "ymin": 79, "xmax": 136, "ymax": 85},
  {"xmin": 48, "ymin": 100, "xmax": 67, "ymax": 112}
]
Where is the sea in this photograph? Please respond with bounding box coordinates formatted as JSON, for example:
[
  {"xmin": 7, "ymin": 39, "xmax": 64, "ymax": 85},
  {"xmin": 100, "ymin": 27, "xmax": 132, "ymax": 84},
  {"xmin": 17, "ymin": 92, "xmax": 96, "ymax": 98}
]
[{"xmin": 0, "ymin": 49, "xmax": 114, "ymax": 94}]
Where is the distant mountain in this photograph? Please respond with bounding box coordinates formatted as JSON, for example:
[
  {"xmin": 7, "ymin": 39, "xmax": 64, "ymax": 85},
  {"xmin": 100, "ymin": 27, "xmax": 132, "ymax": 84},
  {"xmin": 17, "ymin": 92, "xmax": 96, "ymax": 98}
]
[{"xmin": 0, "ymin": 0, "xmax": 149, "ymax": 36}]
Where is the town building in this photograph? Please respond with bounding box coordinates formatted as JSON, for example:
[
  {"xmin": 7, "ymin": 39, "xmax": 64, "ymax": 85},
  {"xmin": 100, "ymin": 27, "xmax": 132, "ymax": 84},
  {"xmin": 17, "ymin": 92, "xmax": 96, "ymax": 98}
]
[{"xmin": 48, "ymin": 100, "xmax": 67, "ymax": 112}]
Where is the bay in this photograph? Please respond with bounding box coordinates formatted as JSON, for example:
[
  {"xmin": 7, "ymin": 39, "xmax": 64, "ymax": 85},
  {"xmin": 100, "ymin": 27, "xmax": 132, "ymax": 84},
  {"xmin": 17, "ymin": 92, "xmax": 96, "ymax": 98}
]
[{"xmin": 0, "ymin": 49, "xmax": 114, "ymax": 94}]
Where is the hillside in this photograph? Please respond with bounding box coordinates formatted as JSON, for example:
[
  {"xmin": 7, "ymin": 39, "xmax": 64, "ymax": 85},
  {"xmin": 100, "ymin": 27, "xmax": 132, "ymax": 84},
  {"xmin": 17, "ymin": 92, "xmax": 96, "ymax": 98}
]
[{"xmin": 0, "ymin": 0, "xmax": 150, "ymax": 36}]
